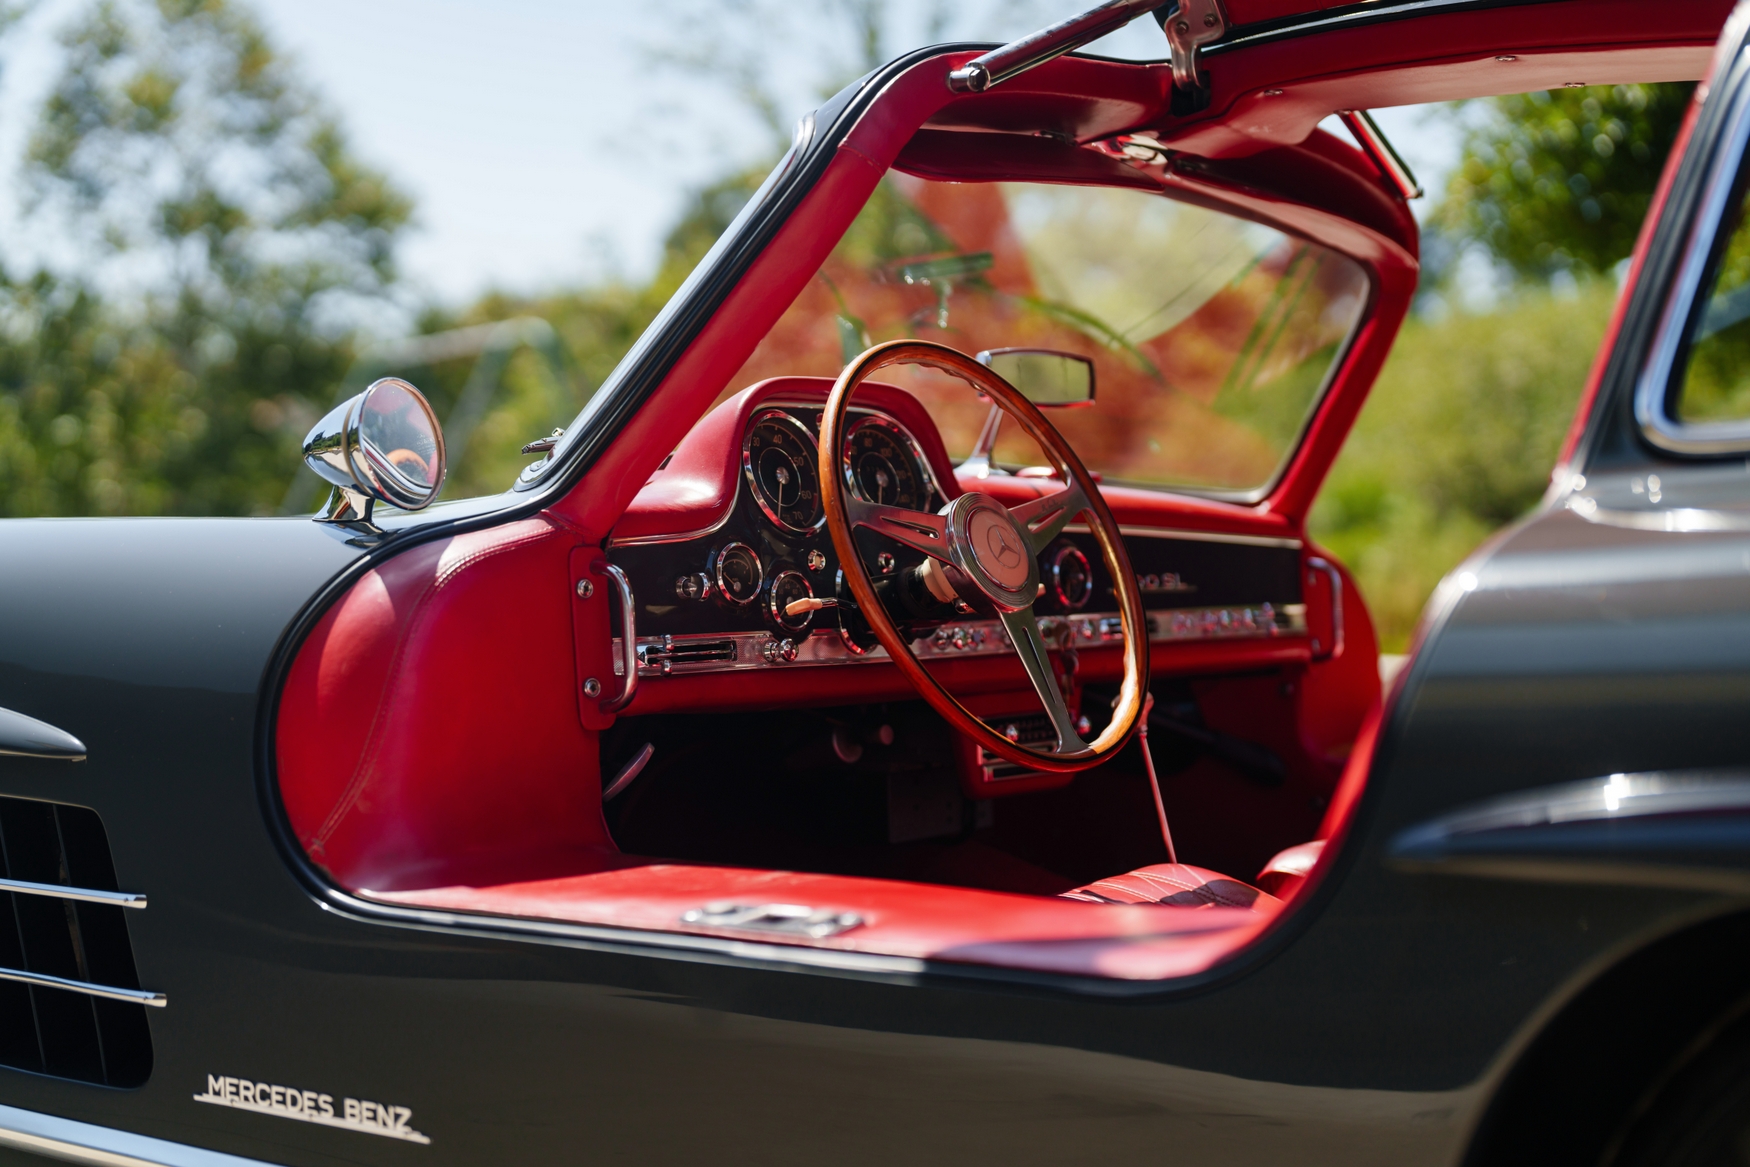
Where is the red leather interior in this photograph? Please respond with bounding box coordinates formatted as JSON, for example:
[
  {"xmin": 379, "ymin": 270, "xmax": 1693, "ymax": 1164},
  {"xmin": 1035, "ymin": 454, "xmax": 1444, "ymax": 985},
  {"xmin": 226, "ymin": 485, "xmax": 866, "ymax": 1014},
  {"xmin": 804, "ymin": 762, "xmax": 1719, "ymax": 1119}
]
[
  {"xmin": 1255, "ymin": 840, "xmax": 1325, "ymax": 899},
  {"xmin": 270, "ymin": 15, "xmax": 1707, "ymax": 979},
  {"xmin": 277, "ymin": 516, "xmax": 612, "ymax": 893},
  {"xmin": 1061, "ymin": 863, "xmax": 1279, "ymax": 910}
]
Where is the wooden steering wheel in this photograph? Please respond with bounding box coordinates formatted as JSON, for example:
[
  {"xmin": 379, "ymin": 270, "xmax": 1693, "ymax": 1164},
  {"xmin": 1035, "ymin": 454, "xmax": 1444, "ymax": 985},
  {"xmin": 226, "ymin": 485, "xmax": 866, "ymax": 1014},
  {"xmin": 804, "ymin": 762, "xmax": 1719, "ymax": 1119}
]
[{"xmin": 819, "ymin": 339, "xmax": 1149, "ymax": 773}]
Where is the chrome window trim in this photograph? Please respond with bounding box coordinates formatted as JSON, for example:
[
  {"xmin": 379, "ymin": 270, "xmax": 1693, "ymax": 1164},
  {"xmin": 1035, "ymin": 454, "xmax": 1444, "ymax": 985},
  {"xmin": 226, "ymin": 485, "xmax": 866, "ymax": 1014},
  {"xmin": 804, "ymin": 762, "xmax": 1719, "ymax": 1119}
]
[
  {"xmin": 1636, "ymin": 44, "xmax": 1750, "ymax": 455},
  {"xmin": 0, "ymin": 1101, "xmax": 275, "ymax": 1166}
]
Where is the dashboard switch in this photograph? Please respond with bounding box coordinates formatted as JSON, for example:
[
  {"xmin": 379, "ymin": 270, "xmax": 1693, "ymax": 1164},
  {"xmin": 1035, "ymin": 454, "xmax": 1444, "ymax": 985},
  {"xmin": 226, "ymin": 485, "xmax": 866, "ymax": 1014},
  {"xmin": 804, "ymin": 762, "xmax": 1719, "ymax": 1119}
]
[
  {"xmin": 675, "ymin": 572, "xmax": 714, "ymax": 601},
  {"xmin": 762, "ymin": 637, "xmax": 799, "ymax": 664}
]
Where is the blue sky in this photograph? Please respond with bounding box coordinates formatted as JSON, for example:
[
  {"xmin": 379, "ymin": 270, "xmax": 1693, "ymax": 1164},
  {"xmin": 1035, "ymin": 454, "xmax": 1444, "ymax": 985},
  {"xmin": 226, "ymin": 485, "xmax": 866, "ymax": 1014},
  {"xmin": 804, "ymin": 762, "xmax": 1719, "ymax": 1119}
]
[{"xmin": 0, "ymin": 0, "xmax": 1459, "ymax": 309}]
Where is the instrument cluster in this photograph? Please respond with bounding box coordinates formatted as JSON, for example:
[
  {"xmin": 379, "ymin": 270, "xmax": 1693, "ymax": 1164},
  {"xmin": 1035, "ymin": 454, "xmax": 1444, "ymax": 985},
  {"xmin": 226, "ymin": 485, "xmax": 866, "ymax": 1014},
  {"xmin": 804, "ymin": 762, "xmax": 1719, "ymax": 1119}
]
[
  {"xmin": 613, "ymin": 404, "xmax": 948, "ymax": 645},
  {"xmin": 607, "ymin": 396, "xmax": 1309, "ymax": 679},
  {"xmin": 740, "ymin": 406, "xmax": 942, "ymax": 535}
]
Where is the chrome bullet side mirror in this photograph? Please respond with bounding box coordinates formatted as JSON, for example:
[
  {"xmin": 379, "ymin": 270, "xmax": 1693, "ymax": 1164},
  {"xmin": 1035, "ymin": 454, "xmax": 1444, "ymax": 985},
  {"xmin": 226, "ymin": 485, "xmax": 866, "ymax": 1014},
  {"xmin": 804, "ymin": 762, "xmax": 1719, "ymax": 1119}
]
[{"xmin": 302, "ymin": 377, "xmax": 446, "ymax": 526}]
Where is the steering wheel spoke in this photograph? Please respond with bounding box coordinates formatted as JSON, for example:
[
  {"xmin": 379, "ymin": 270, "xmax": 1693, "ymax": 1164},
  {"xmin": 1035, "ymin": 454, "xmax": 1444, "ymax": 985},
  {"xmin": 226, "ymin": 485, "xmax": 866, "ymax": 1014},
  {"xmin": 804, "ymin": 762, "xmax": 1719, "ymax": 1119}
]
[
  {"xmin": 999, "ymin": 606, "xmax": 1089, "ymax": 756},
  {"xmin": 1008, "ymin": 481, "xmax": 1090, "ymax": 555},
  {"xmin": 846, "ymin": 497, "xmax": 953, "ymax": 562}
]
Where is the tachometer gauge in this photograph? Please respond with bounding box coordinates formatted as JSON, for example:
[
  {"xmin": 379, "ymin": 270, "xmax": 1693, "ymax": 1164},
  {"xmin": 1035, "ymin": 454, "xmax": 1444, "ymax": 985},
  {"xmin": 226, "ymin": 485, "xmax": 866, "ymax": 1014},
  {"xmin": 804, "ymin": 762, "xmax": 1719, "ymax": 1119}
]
[
  {"xmin": 768, "ymin": 569, "xmax": 815, "ymax": 632},
  {"xmin": 843, "ymin": 415, "xmax": 931, "ymax": 510},
  {"xmin": 743, "ymin": 410, "xmax": 823, "ymax": 532},
  {"xmin": 714, "ymin": 543, "xmax": 763, "ymax": 605}
]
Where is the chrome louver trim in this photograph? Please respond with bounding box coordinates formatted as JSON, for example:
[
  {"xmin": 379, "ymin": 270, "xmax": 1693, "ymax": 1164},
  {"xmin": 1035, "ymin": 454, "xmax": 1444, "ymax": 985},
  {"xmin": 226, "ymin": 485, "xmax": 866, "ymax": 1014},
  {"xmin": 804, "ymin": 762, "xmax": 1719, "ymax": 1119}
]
[
  {"xmin": 0, "ymin": 1100, "xmax": 274, "ymax": 1166},
  {"xmin": 0, "ymin": 966, "xmax": 166, "ymax": 1007},
  {"xmin": 0, "ymin": 876, "xmax": 146, "ymax": 909}
]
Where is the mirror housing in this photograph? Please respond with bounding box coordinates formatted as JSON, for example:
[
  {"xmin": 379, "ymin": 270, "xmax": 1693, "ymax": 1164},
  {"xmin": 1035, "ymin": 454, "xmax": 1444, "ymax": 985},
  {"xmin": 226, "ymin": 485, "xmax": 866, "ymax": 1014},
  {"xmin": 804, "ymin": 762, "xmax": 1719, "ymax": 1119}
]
[
  {"xmin": 302, "ymin": 377, "xmax": 447, "ymax": 526},
  {"xmin": 976, "ymin": 348, "xmax": 1095, "ymax": 407}
]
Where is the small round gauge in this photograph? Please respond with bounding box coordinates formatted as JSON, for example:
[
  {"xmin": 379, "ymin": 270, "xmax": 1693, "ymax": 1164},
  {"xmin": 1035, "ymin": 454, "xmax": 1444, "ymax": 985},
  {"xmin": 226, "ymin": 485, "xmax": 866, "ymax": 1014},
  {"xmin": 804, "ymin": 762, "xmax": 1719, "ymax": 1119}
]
[
  {"xmin": 714, "ymin": 542, "xmax": 763, "ymax": 605},
  {"xmin": 768, "ymin": 569, "xmax": 815, "ymax": 632},
  {"xmin": 743, "ymin": 410, "xmax": 823, "ymax": 532},
  {"xmin": 1051, "ymin": 544, "xmax": 1094, "ymax": 609},
  {"xmin": 843, "ymin": 415, "xmax": 931, "ymax": 510}
]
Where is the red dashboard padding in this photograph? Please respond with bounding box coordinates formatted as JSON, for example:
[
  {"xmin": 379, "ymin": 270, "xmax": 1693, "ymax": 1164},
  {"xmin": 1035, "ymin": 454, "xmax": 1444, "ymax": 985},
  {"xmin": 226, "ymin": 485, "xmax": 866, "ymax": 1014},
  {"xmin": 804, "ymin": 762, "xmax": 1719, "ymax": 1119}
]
[
  {"xmin": 611, "ymin": 377, "xmax": 961, "ymax": 544},
  {"xmin": 276, "ymin": 516, "xmax": 611, "ymax": 892},
  {"xmin": 369, "ymin": 861, "xmax": 1280, "ymax": 982}
]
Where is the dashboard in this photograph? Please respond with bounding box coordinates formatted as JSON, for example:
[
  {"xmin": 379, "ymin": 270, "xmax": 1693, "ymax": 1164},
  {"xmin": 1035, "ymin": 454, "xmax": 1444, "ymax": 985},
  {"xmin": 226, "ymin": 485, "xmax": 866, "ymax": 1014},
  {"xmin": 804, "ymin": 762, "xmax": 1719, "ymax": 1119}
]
[{"xmin": 605, "ymin": 379, "xmax": 1309, "ymax": 684}]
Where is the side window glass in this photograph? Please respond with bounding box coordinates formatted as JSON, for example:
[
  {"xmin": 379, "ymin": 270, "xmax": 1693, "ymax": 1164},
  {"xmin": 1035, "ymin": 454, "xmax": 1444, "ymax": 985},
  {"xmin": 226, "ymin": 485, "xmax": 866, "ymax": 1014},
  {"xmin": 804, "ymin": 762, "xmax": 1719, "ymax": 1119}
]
[{"xmin": 1677, "ymin": 182, "xmax": 1750, "ymax": 423}]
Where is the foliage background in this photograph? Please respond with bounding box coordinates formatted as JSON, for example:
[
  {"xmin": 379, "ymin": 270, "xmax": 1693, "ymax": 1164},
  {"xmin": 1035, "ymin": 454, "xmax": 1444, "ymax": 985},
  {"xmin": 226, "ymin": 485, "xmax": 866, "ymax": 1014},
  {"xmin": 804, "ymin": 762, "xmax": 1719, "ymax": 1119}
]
[{"xmin": 0, "ymin": 0, "xmax": 1697, "ymax": 650}]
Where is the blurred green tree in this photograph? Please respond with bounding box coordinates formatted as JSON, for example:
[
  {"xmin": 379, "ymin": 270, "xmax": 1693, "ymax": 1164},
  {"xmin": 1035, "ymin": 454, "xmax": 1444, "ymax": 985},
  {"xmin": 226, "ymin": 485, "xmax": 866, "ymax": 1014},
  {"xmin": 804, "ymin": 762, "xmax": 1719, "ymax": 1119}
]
[
  {"xmin": 1310, "ymin": 283, "xmax": 1618, "ymax": 650},
  {"xmin": 1436, "ymin": 82, "xmax": 1693, "ymax": 278},
  {"xmin": 0, "ymin": 0, "xmax": 411, "ymax": 516}
]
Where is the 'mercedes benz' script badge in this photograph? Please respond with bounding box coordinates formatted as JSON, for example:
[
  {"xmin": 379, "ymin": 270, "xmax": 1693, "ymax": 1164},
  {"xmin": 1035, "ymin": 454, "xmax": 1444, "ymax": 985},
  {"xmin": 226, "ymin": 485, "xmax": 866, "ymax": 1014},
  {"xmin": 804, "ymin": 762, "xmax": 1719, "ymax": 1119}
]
[{"xmin": 194, "ymin": 1074, "xmax": 430, "ymax": 1144}]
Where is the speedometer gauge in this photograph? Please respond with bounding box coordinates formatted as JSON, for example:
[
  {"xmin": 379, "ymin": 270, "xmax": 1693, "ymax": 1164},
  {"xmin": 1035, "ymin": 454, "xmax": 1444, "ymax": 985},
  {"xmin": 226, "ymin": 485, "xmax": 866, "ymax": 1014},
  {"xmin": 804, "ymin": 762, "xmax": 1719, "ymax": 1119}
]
[
  {"xmin": 843, "ymin": 415, "xmax": 931, "ymax": 510},
  {"xmin": 743, "ymin": 410, "xmax": 823, "ymax": 532}
]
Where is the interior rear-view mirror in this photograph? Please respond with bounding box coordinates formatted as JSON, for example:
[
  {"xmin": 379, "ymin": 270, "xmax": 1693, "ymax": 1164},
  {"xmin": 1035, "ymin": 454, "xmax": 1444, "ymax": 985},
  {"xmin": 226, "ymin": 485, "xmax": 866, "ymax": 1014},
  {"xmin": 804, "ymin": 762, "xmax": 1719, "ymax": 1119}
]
[{"xmin": 976, "ymin": 348, "xmax": 1095, "ymax": 407}]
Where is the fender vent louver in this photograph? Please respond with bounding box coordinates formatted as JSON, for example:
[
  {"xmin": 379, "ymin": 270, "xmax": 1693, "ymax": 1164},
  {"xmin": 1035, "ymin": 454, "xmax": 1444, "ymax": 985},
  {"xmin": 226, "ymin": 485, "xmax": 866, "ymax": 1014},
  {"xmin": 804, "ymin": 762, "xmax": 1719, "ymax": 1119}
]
[{"xmin": 0, "ymin": 798, "xmax": 152, "ymax": 1087}]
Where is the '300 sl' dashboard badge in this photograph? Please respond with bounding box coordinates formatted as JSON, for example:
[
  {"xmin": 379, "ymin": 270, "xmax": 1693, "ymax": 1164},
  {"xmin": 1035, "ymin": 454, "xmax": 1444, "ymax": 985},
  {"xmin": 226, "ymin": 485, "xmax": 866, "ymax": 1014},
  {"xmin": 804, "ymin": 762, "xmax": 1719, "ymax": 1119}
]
[{"xmin": 194, "ymin": 1074, "xmax": 430, "ymax": 1144}]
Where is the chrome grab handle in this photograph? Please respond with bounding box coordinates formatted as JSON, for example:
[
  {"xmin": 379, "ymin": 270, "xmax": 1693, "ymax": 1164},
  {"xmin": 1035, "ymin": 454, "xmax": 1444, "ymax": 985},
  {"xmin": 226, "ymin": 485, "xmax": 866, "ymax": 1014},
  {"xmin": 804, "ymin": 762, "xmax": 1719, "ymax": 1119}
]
[
  {"xmin": 1305, "ymin": 556, "xmax": 1345, "ymax": 660},
  {"xmin": 947, "ymin": 0, "xmax": 1164, "ymax": 94},
  {"xmin": 601, "ymin": 564, "xmax": 638, "ymax": 713}
]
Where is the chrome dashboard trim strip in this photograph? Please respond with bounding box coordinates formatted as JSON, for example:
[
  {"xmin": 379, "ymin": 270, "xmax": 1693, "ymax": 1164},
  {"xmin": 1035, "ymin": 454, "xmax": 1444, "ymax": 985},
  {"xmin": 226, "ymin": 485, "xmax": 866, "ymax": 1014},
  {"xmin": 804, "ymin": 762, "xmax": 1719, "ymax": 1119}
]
[
  {"xmin": 0, "ymin": 1101, "xmax": 274, "ymax": 1167},
  {"xmin": 604, "ymin": 515, "xmax": 738, "ymax": 549},
  {"xmin": 1066, "ymin": 523, "xmax": 1303, "ymax": 549},
  {"xmin": 0, "ymin": 877, "xmax": 146, "ymax": 909},
  {"xmin": 0, "ymin": 966, "xmax": 167, "ymax": 1007},
  {"xmin": 615, "ymin": 603, "xmax": 1306, "ymax": 678}
]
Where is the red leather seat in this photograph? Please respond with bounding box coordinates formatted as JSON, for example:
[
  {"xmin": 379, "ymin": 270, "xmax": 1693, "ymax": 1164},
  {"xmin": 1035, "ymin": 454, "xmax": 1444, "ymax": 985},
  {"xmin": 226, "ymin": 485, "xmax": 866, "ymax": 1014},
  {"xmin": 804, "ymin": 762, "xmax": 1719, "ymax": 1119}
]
[{"xmin": 1060, "ymin": 863, "xmax": 1278, "ymax": 910}]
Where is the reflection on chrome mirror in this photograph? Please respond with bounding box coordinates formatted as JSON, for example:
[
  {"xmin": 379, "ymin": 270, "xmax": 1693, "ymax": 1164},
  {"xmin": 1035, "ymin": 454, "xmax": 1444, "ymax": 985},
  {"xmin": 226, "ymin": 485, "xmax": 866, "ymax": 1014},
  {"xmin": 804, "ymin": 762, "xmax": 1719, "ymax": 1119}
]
[
  {"xmin": 977, "ymin": 348, "xmax": 1096, "ymax": 407},
  {"xmin": 302, "ymin": 377, "xmax": 447, "ymax": 527},
  {"xmin": 961, "ymin": 350, "xmax": 1095, "ymax": 478}
]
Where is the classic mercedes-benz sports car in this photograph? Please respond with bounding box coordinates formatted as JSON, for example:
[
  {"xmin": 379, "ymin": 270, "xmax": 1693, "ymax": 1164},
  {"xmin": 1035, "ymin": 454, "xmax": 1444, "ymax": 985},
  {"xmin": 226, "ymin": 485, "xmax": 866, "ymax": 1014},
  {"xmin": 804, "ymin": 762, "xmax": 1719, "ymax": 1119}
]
[{"xmin": 2, "ymin": 0, "xmax": 1749, "ymax": 1163}]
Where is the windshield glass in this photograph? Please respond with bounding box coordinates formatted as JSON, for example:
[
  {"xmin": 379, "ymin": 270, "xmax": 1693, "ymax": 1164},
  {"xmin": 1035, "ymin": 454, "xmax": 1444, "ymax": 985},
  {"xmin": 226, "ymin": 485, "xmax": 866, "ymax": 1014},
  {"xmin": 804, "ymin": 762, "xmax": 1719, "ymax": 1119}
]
[{"xmin": 720, "ymin": 173, "xmax": 1369, "ymax": 494}]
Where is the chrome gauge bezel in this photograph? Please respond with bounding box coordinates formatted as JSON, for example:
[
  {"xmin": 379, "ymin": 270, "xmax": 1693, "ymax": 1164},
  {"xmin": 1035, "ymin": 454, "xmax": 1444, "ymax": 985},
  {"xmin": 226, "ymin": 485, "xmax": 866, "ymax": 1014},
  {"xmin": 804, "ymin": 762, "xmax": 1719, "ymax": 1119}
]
[
  {"xmin": 742, "ymin": 409, "xmax": 825, "ymax": 534},
  {"xmin": 767, "ymin": 568, "xmax": 815, "ymax": 632},
  {"xmin": 841, "ymin": 413, "xmax": 944, "ymax": 511},
  {"xmin": 1051, "ymin": 543, "xmax": 1094, "ymax": 609},
  {"xmin": 713, "ymin": 542, "xmax": 764, "ymax": 605}
]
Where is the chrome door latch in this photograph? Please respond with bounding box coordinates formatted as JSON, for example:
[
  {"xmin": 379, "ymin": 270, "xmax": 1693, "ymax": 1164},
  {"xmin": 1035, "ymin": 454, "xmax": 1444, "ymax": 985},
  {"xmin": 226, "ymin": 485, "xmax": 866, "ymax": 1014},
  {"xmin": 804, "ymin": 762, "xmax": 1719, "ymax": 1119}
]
[
  {"xmin": 1161, "ymin": 0, "xmax": 1228, "ymax": 92},
  {"xmin": 680, "ymin": 902, "xmax": 864, "ymax": 939}
]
